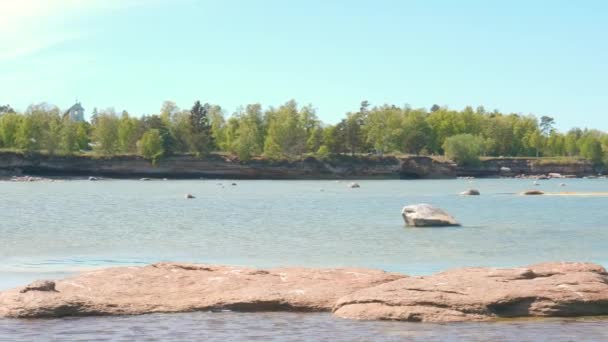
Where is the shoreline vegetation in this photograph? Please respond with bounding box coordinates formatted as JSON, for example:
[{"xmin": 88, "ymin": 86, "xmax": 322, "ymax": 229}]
[{"xmin": 1, "ymin": 100, "xmax": 607, "ymax": 171}]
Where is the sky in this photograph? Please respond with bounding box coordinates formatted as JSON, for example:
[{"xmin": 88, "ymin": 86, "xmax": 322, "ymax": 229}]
[{"xmin": 0, "ymin": 0, "xmax": 606, "ymax": 130}]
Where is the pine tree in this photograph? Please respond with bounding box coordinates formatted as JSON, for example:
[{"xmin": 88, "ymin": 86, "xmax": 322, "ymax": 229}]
[{"xmin": 188, "ymin": 101, "xmax": 214, "ymax": 156}]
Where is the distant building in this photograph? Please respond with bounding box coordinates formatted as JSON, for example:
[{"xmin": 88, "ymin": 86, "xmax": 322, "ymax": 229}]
[{"xmin": 64, "ymin": 102, "xmax": 85, "ymax": 122}]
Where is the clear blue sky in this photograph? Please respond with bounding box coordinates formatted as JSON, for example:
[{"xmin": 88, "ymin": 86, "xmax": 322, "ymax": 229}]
[{"xmin": 1, "ymin": 0, "xmax": 606, "ymax": 130}]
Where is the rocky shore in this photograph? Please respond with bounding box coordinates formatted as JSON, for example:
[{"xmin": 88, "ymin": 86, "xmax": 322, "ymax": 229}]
[
  {"xmin": 0, "ymin": 152, "xmax": 597, "ymax": 179},
  {"xmin": 1, "ymin": 262, "xmax": 607, "ymax": 322}
]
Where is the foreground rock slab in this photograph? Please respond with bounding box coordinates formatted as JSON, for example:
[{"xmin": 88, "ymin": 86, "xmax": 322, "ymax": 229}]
[
  {"xmin": 333, "ymin": 262, "xmax": 608, "ymax": 322},
  {"xmin": 401, "ymin": 204, "xmax": 460, "ymax": 227},
  {"xmin": 0, "ymin": 263, "xmax": 403, "ymax": 318}
]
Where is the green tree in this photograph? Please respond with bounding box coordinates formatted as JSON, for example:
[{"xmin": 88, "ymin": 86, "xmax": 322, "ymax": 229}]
[
  {"xmin": 117, "ymin": 112, "xmax": 140, "ymax": 153},
  {"xmin": 92, "ymin": 111, "xmax": 120, "ymax": 155},
  {"xmin": 401, "ymin": 111, "xmax": 431, "ymax": 155},
  {"xmin": 322, "ymin": 124, "xmax": 344, "ymax": 154},
  {"xmin": 364, "ymin": 106, "xmax": 402, "ymax": 155},
  {"xmin": 188, "ymin": 101, "xmax": 214, "ymax": 156},
  {"xmin": 263, "ymin": 100, "xmax": 306, "ymax": 160},
  {"xmin": 579, "ymin": 135, "xmax": 603, "ymax": 164},
  {"xmin": 137, "ymin": 129, "xmax": 165, "ymax": 164},
  {"xmin": 315, "ymin": 145, "xmax": 330, "ymax": 160},
  {"xmin": 231, "ymin": 104, "xmax": 264, "ymax": 161},
  {"xmin": 159, "ymin": 100, "xmax": 179, "ymax": 124},
  {"xmin": 0, "ymin": 112, "xmax": 22, "ymax": 148},
  {"xmin": 0, "ymin": 104, "xmax": 15, "ymax": 115},
  {"xmin": 443, "ymin": 134, "xmax": 483, "ymax": 166},
  {"xmin": 540, "ymin": 116, "xmax": 555, "ymax": 136}
]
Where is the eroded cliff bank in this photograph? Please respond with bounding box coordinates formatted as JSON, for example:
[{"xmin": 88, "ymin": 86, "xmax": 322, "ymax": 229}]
[
  {"xmin": 0, "ymin": 152, "xmax": 596, "ymax": 179},
  {"xmin": 1, "ymin": 262, "xmax": 607, "ymax": 322}
]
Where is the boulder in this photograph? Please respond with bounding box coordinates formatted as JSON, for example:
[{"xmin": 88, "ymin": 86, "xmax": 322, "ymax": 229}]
[
  {"xmin": 460, "ymin": 189, "xmax": 480, "ymax": 196},
  {"xmin": 401, "ymin": 204, "xmax": 460, "ymax": 227},
  {"xmin": 333, "ymin": 262, "xmax": 608, "ymax": 322},
  {"xmin": 522, "ymin": 190, "xmax": 544, "ymax": 195},
  {"xmin": 0, "ymin": 263, "xmax": 403, "ymax": 318}
]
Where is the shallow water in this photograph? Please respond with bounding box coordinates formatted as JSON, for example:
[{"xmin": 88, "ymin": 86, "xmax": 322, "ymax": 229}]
[
  {"xmin": 2, "ymin": 313, "xmax": 608, "ymax": 342},
  {"xmin": 1, "ymin": 178, "xmax": 608, "ymax": 339}
]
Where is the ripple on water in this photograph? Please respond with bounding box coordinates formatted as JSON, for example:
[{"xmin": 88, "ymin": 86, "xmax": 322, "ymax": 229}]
[{"xmin": 1, "ymin": 313, "xmax": 608, "ymax": 342}]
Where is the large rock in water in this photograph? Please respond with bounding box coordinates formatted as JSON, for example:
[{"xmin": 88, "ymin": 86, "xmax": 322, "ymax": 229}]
[
  {"xmin": 0, "ymin": 263, "xmax": 402, "ymax": 318},
  {"xmin": 333, "ymin": 262, "xmax": 608, "ymax": 322},
  {"xmin": 401, "ymin": 204, "xmax": 460, "ymax": 227}
]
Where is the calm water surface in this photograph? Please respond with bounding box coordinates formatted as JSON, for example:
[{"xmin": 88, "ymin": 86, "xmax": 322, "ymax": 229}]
[{"xmin": 1, "ymin": 178, "xmax": 608, "ymax": 340}]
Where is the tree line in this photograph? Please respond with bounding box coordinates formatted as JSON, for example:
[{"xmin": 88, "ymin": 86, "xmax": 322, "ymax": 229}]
[{"xmin": 0, "ymin": 100, "xmax": 606, "ymax": 165}]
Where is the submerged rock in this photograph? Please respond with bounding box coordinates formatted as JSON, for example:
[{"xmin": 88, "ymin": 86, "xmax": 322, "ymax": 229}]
[
  {"xmin": 522, "ymin": 190, "xmax": 544, "ymax": 195},
  {"xmin": 0, "ymin": 263, "xmax": 402, "ymax": 318},
  {"xmin": 460, "ymin": 189, "xmax": 480, "ymax": 196},
  {"xmin": 348, "ymin": 182, "xmax": 360, "ymax": 188},
  {"xmin": 333, "ymin": 262, "xmax": 608, "ymax": 322},
  {"xmin": 401, "ymin": 204, "xmax": 460, "ymax": 227}
]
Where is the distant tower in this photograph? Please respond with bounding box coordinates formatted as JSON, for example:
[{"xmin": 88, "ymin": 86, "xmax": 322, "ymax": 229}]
[{"xmin": 64, "ymin": 101, "xmax": 85, "ymax": 122}]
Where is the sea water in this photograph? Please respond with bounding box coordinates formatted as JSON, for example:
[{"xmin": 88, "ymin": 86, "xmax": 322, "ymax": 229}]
[{"xmin": 1, "ymin": 178, "xmax": 607, "ymax": 340}]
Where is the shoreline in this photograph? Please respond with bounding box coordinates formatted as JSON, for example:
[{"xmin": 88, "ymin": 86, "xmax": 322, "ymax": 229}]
[{"xmin": 0, "ymin": 151, "xmax": 597, "ymax": 180}]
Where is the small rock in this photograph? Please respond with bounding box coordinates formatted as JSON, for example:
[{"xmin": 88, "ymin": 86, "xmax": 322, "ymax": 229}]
[
  {"xmin": 20, "ymin": 280, "xmax": 56, "ymax": 293},
  {"xmin": 348, "ymin": 182, "xmax": 360, "ymax": 189},
  {"xmin": 522, "ymin": 190, "xmax": 544, "ymax": 195},
  {"xmin": 185, "ymin": 193, "xmax": 195, "ymax": 199},
  {"xmin": 140, "ymin": 178, "xmax": 151, "ymax": 181},
  {"xmin": 88, "ymin": 176, "xmax": 98, "ymax": 181},
  {"xmin": 401, "ymin": 204, "xmax": 460, "ymax": 227},
  {"xmin": 460, "ymin": 189, "xmax": 480, "ymax": 196},
  {"xmin": 560, "ymin": 183, "xmax": 567, "ymax": 187},
  {"xmin": 231, "ymin": 183, "xmax": 237, "ymax": 186}
]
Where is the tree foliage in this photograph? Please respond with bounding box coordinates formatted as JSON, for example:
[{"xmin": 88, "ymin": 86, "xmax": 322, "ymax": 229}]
[
  {"xmin": 1, "ymin": 100, "xmax": 608, "ymax": 166},
  {"xmin": 443, "ymin": 134, "xmax": 484, "ymax": 166},
  {"xmin": 137, "ymin": 129, "xmax": 165, "ymax": 164}
]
